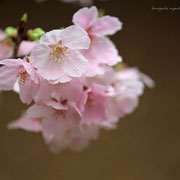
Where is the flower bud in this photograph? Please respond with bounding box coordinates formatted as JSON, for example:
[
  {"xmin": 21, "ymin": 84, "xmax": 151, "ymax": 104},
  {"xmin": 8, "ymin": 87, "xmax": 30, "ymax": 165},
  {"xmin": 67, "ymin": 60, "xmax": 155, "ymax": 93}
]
[
  {"xmin": 28, "ymin": 28, "xmax": 45, "ymax": 41},
  {"xmin": 5, "ymin": 26, "xmax": 17, "ymax": 37}
]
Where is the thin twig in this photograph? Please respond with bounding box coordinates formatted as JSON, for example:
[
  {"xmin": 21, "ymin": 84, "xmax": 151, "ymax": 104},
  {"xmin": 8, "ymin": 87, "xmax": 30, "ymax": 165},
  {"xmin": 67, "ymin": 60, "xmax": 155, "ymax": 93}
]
[{"xmin": 13, "ymin": 13, "xmax": 27, "ymax": 58}]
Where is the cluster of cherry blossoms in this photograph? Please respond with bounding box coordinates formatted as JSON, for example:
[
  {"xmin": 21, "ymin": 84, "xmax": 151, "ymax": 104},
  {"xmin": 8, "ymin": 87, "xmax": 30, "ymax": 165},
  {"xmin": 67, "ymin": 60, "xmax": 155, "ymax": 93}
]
[{"xmin": 0, "ymin": 6, "xmax": 154, "ymax": 152}]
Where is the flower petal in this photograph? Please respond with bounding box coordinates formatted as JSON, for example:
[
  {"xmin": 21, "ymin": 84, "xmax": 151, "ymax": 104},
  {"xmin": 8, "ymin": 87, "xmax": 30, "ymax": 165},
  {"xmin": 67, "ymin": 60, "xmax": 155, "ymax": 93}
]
[
  {"xmin": 45, "ymin": 100, "xmax": 68, "ymax": 110},
  {"xmin": 62, "ymin": 25, "xmax": 90, "ymax": 50},
  {"xmin": 0, "ymin": 66, "xmax": 19, "ymax": 90},
  {"xmin": 0, "ymin": 59, "xmax": 22, "ymax": 90},
  {"xmin": 19, "ymin": 76, "xmax": 40, "ymax": 104},
  {"xmin": 73, "ymin": 6, "xmax": 98, "ymax": 30},
  {"xmin": 0, "ymin": 29, "xmax": 6, "ymax": 40},
  {"xmin": 82, "ymin": 84, "xmax": 109, "ymax": 125},
  {"xmin": 22, "ymin": 60, "xmax": 40, "ymax": 84},
  {"xmin": 62, "ymin": 50, "xmax": 88, "ymax": 77},
  {"xmin": 18, "ymin": 41, "xmax": 37, "ymax": 57},
  {"xmin": 8, "ymin": 117, "xmax": 42, "ymax": 132},
  {"xmin": 50, "ymin": 75, "xmax": 72, "ymax": 84},
  {"xmin": 84, "ymin": 36, "xmax": 122, "ymax": 66},
  {"xmin": 13, "ymin": 80, "xmax": 20, "ymax": 93},
  {"xmin": 90, "ymin": 16, "xmax": 122, "ymax": 36},
  {"xmin": 0, "ymin": 41, "xmax": 13, "ymax": 60},
  {"xmin": 26, "ymin": 104, "xmax": 54, "ymax": 119},
  {"xmin": 40, "ymin": 29, "xmax": 63, "ymax": 45},
  {"xmin": 0, "ymin": 58, "xmax": 22, "ymax": 66},
  {"xmin": 31, "ymin": 44, "xmax": 64, "ymax": 81}
]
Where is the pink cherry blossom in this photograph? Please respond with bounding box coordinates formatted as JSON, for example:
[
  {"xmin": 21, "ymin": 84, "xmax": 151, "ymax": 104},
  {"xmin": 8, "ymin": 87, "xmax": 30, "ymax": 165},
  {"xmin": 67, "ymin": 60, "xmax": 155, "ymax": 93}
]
[
  {"xmin": 73, "ymin": 6, "xmax": 122, "ymax": 36},
  {"xmin": 106, "ymin": 69, "xmax": 145, "ymax": 125},
  {"xmin": 85, "ymin": 66, "xmax": 154, "ymax": 127},
  {"xmin": 81, "ymin": 83, "xmax": 111, "ymax": 127},
  {"xmin": 30, "ymin": 25, "xmax": 90, "ymax": 83},
  {"xmin": 80, "ymin": 36, "xmax": 122, "ymax": 77},
  {"xmin": 7, "ymin": 66, "xmax": 153, "ymax": 152},
  {"xmin": 34, "ymin": 76, "xmax": 85, "ymax": 110},
  {"xmin": 100, "ymin": 67, "xmax": 153, "ymax": 126},
  {"xmin": 0, "ymin": 7, "xmax": 154, "ymax": 153},
  {"xmin": 8, "ymin": 102, "xmax": 99, "ymax": 152},
  {"xmin": 0, "ymin": 58, "xmax": 40, "ymax": 104},
  {"xmin": 72, "ymin": 6, "xmax": 122, "ymax": 76},
  {"xmin": 0, "ymin": 29, "xmax": 37, "ymax": 60}
]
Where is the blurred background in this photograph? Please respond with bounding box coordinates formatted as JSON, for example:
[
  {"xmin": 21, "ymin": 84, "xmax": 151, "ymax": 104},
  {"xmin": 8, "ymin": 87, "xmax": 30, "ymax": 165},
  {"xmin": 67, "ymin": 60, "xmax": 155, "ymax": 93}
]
[{"xmin": 0, "ymin": 0, "xmax": 180, "ymax": 179}]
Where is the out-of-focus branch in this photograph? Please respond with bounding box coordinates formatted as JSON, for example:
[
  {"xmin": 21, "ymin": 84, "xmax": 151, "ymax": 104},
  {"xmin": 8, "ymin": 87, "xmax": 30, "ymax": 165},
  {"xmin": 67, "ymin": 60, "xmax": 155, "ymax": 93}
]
[{"xmin": 13, "ymin": 13, "xmax": 27, "ymax": 58}]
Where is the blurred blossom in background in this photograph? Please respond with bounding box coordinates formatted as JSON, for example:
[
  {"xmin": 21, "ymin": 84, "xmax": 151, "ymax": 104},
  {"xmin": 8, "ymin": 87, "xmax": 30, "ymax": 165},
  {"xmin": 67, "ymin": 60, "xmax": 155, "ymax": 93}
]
[{"xmin": 34, "ymin": 0, "xmax": 94, "ymax": 6}]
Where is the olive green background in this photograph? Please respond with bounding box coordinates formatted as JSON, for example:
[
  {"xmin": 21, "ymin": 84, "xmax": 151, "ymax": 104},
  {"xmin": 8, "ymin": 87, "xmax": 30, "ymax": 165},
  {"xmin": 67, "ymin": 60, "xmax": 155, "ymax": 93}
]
[{"xmin": 0, "ymin": 0, "xmax": 180, "ymax": 179}]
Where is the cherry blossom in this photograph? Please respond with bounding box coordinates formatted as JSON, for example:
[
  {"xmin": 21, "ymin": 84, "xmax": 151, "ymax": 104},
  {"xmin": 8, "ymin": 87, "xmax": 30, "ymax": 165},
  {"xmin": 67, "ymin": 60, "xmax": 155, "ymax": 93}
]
[
  {"xmin": 0, "ymin": 58, "xmax": 40, "ymax": 104},
  {"xmin": 81, "ymin": 83, "xmax": 110, "ymax": 126},
  {"xmin": 73, "ymin": 6, "xmax": 122, "ymax": 76},
  {"xmin": 0, "ymin": 6, "xmax": 154, "ymax": 153},
  {"xmin": 30, "ymin": 25, "xmax": 90, "ymax": 83},
  {"xmin": 34, "ymin": 76, "xmax": 85, "ymax": 110},
  {"xmin": 8, "ymin": 101, "xmax": 99, "ymax": 152},
  {"xmin": 87, "ymin": 66, "xmax": 154, "ymax": 127}
]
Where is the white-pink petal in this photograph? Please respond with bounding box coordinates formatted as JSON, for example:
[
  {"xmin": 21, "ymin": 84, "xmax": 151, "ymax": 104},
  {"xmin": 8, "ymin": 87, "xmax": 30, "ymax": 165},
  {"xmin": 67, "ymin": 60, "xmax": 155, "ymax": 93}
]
[
  {"xmin": 45, "ymin": 100, "xmax": 68, "ymax": 110},
  {"xmin": 31, "ymin": 44, "xmax": 65, "ymax": 81},
  {"xmin": 50, "ymin": 75, "xmax": 72, "ymax": 84},
  {"xmin": 62, "ymin": 25, "xmax": 90, "ymax": 50},
  {"xmin": 83, "ymin": 36, "xmax": 122, "ymax": 66},
  {"xmin": 90, "ymin": 16, "xmax": 122, "ymax": 36},
  {"xmin": 82, "ymin": 84, "xmax": 110, "ymax": 125},
  {"xmin": 0, "ymin": 59, "xmax": 22, "ymax": 90},
  {"xmin": 26, "ymin": 104, "xmax": 54, "ymax": 119},
  {"xmin": 19, "ymin": 77, "xmax": 40, "ymax": 104},
  {"xmin": 18, "ymin": 41, "xmax": 37, "ymax": 57},
  {"xmin": 62, "ymin": 50, "xmax": 88, "ymax": 77},
  {"xmin": 8, "ymin": 117, "xmax": 42, "ymax": 132},
  {"xmin": 40, "ymin": 29, "xmax": 63, "ymax": 45},
  {"xmin": 0, "ymin": 29, "xmax": 6, "ymax": 40},
  {"xmin": 72, "ymin": 6, "xmax": 98, "ymax": 30},
  {"xmin": 0, "ymin": 66, "xmax": 19, "ymax": 90},
  {"xmin": 0, "ymin": 58, "xmax": 22, "ymax": 66}
]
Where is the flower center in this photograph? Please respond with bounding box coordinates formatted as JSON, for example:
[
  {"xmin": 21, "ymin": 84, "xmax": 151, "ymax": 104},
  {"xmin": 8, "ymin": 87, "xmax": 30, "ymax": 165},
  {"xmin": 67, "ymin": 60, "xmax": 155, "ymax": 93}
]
[
  {"xmin": 49, "ymin": 45, "xmax": 70, "ymax": 63},
  {"xmin": 87, "ymin": 94, "xmax": 97, "ymax": 107},
  {"xmin": 16, "ymin": 68, "xmax": 28, "ymax": 85}
]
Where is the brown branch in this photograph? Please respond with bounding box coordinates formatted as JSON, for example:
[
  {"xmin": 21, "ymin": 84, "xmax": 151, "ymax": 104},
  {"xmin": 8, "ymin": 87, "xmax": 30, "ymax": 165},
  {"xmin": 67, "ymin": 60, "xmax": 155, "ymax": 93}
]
[{"xmin": 13, "ymin": 13, "xmax": 27, "ymax": 58}]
